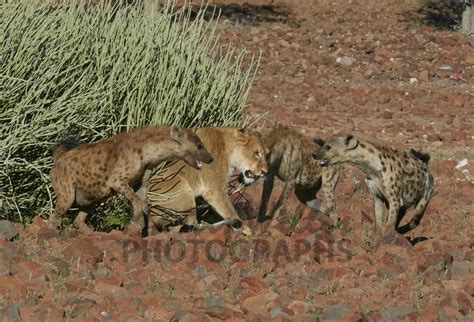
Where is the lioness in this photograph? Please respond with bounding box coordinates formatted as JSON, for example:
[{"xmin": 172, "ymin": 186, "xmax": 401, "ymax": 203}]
[
  {"xmin": 147, "ymin": 127, "xmax": 268, "ymax": 235},
  {"xmin": 49, "ymin": 125, "xmax": 213, "ymax": 233}
]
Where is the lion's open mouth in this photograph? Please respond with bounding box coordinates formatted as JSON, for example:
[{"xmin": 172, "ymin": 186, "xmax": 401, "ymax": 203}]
[
  {"xmin": 242, "ymin": 170, "xmax": 261, "ymax": 185},
  {"xmin": 195, "ymin": 160, "xmax": 203, "ymax": 169}
]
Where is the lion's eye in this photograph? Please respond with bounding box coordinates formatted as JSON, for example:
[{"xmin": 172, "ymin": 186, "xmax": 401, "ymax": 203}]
[
  {"xmin": 325, "ymin": 145, "xmax": 331, "ymax": 151},
  {"xmin": 196, "ymin": 143, "xmax": 203, "ymax": 150},
  {"xmin": 254, "ymin": 151, "xmax": 260, "ymax": 159}
]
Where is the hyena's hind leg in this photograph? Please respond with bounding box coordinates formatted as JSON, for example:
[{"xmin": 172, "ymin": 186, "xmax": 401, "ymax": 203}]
[
  {"xmin": 399, "ymin": 174, "xmax": 434, "ymax": 234},
  {"xmin": 294, "ymin": 185, "xmax": 321, "ymax": 212},
  {"xmin": 72, "ymin": 190, "xmax": 97, "ymax": 233},
  {"xmin": 295, "ymin": 184, "xmax": 337, "ymax": 226},
  {"xmin": 49, "ymin": 176, "xmax": 76, "ymax": 229}
]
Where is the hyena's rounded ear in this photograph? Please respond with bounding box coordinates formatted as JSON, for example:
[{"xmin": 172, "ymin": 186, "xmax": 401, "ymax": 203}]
[
  {"xmin": 170, "ymin": 124, "xmax": 182, "ymax": 141},
  {"xmin": 314, "ymin": 138, "xmax": 326, "ymax": 147},
  {"xmin": 344, "ymin": 135, "xmax": 358, "ymax": 150}
]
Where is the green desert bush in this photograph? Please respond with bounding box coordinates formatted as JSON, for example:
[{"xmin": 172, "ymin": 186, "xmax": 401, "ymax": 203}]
[{"xmin": 0, "ymin": 0, "xmax": 257, "ymax": 228}]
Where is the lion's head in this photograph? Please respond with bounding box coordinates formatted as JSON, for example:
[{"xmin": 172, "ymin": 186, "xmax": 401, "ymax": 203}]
[{"xmin": 230, "ymin": 128, "xmax": 268, "ymax": 185}]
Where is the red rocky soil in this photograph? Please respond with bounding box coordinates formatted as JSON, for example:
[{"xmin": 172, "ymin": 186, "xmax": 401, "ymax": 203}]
[{"xmin": 1, "ymin": 1, "xmax": 473, "ymax": 321}]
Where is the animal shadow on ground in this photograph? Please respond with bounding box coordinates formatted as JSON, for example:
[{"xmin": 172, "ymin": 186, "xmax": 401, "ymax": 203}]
[
  {"xmin": 405, "ymin": 0, "xmax": 465, "ymax": 30},
  {"xmin": 406, "ymin": 236, "xmax": 429, "ymax": 246},
  {"xmin": 186, "ymin": 3, "xmax": 296, "ymax": 26}
]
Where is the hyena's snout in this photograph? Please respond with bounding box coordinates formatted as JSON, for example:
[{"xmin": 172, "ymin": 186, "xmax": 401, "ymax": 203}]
[
  {"xmin": 312, "ymin": 149, "xmax": 330, "ymax": 166},
  {"xmin": 200, "ymin": 150, "xmax": 214, "ymax": 164}
]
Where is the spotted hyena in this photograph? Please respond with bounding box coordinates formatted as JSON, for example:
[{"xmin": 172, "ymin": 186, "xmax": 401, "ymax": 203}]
[
  {"xmin": 258, "ymin": 125, "xmax": 340, "ymax": 224},
  {"xmin": 49, "ymin": 125, "xmax": 213, "ymax": 233},
  {"xmin": 312, "ymin": 132, "xmax": 433, "ymax": 235}
]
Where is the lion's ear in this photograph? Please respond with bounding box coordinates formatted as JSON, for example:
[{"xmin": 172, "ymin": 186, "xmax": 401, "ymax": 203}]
[
  {"xmin": 235, "ymin": 128, "xmax": 250, "ymax": 145},
  {"xmin": 236, "ymin": 136, "xmax": 249, "ymax": 145},
  {"xmin": 248, "ymin": 130, "xmax": 263, "ymax": 140}
]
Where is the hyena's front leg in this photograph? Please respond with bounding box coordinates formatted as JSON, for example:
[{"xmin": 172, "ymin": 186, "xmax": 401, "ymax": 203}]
[
  {"xmin": 372, "ymin": 196, "xmax": 387, "ymax": 233},
  {"xmin": 271, "ymin": 179, "xmax": 296, "ymax": 222},
  {"xmin": 367, "ymin": 178, "xmax": 386, "ymax": 233},
  {"xmin": 136, "ymin": 168, "xmax": 153, "ymax": 200},
  {"xmin": 320, "ymin": 165, "xmax": 340, "ymax": 223},
  {"xmin": 258, "ymin": 174, "xmax": 275, "ymax": 223},
  {"xmin": 385, "ymin": 193, "xmax": 401, "ymax": 235}
]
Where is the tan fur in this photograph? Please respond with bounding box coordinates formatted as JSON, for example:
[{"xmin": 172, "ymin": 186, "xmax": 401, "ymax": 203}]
[
  {"xmin": 147, "ymin": 127, "xmax": 268, "ymax": 235},
  {"xmin": 259, "ymin": 125, "xmax": 340, "ymax": 224},
  {"xmin": 49, "ymin": 125, "xmax": 213, "ymax": 233},
  {"xmin": 313, "ymin": 132, "xmax": 434, "ymax": 235}
]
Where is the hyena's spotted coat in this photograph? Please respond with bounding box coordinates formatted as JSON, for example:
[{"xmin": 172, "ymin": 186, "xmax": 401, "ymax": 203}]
[
  {"xmin": 258, "ymin": 125, "xmax": 340, "ymax": 224},
  {"xmin": 313, "ymin": 132, "xmax": 433, "ymax": 235}
]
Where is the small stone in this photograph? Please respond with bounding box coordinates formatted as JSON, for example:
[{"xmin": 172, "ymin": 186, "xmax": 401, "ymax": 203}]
[
  {"xmin": 465, "ymin": 55, "xmax": 474, "ymax": 65},
  {"xmin": 452, "ymin": 99, "xmax": 464, "ymax": 107},
  {"xmin": 409, "ymin": 78, "xmax": 418, "ymax": 84},
  {"xmin": 455, "ymin": 159, "xmax": 468, "ymax": 170},
  {"xmin": 364, "ymin": 69, "xmax": 374, "ymax": 78},
  {"xmin": 419, "ymin": 70, "xmax": 429, "ymax": 82},
  {"xmin": 336, "ymin": 56, "xmax": 355, "ymax": 66},
  {"xmin": 323, "ymin": 304, "xmax": 351, "ymax": 320},
  {"xmin": 5, "ymin": 304, "xmax": 22, "ymax": 321},
  {"xmin": 382, "ymin": 110, "xmax": 393, "ymax": 119},
  {"xmin": 374, "ymin": 231, "xmax": 412, "ymax": 249},
  {"xmin": 278, "ymin": 39, "xmax": 290, "ymax": 48},
  {"xmin": 452, "ymin": 131, "xmax": 466, "ymax": 141},
  {"xmin": 381, "ymin": 306, "xmax": 417, "ymax": 320},
  {"xmin": 438, "ymin": 65, "xmax": 453, "ymax": 71},
  {"xmin": 426, "ymin": 133, "xmax": 442, "ymax": 142},
  {"xmin": 0, "ymin": 221, "xmax": 19, "ymax": 241},
  {"xmin": 50, "ymin": 258, "xmax": 70, "ymax": 277}
]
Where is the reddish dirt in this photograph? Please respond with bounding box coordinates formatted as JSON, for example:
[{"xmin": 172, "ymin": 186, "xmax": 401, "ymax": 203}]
[{"xmin": 1, "ymin": 1, "xmax": 473, "ymax": 320}]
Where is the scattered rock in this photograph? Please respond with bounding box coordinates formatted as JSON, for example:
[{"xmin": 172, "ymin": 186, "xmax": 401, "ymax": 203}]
[
  {"xmin": 419, "ymin": 70, "xmax": 429, "ymax": 81},
  {"xmin": 455, "ymin": 159, "xmax": 468, "ymax": 170},
  {"xmin": 4, "ymin": 304, "xmax": 22, "ymax": 321},
  {"xmin": 382, "ymin": 110, "xmax": 393, "ymax": 119},
  {"xmin": 0, "ymin": 221, "xmax": 19, "ymax": 241},
  {"xmin": 465, "ymin": 55, "xmax": 474, "ymax": 65},
  {"xmin": 336, "ymin": 56, "xmax": 355, "ymax": 66},
  {"xmin": 63, "ymin": 238, "xmax": 103, "ymax": 264},
  {"xmin": 278, "ymin": 39, "xmax": 290, "ymax": 48},
  {"xmin": 438, "ymin": 65, "xmax": 453, "ymax": 71},
  {"xmin": 373, "ymin": 231, "xmax": 412, "ymax": 249},
  {"xmin": 381, "ymin": 306, "xmax": 417, "ymax": 321},
  {"xmin": 323, "ymin": 304, "xmax": 351, "ymax": 320}
]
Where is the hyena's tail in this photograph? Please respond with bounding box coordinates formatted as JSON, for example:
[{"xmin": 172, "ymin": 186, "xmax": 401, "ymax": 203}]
[
  {"xmin": 410, "ymin": 149, "xmax": 430, "ymax": 164},
  {"xmin": 52, "ymin": 137, "xmax": 81, "ymax": 160}
]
